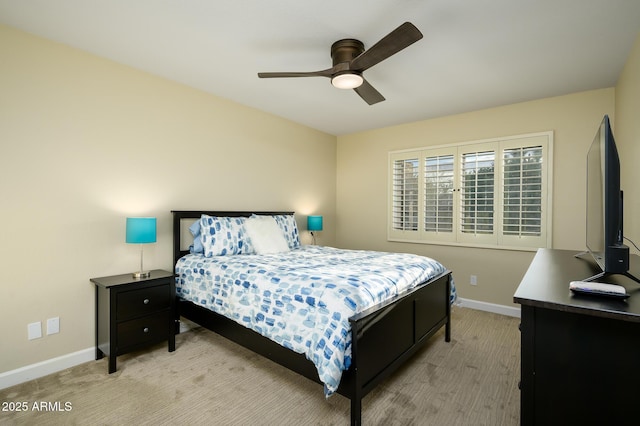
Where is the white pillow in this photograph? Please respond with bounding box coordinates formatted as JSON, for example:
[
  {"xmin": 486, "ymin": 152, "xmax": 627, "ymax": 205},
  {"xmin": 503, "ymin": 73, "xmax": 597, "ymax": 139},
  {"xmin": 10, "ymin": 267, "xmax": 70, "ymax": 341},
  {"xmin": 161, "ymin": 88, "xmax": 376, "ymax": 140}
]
[{"xmin": 244, "ymin": 216, "xmax": 290, "ymax": 254}]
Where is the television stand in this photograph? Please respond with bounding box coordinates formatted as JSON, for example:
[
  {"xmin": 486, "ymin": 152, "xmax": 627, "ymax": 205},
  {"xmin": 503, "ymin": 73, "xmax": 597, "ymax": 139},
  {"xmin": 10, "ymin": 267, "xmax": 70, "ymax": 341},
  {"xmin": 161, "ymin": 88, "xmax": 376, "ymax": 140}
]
[
  {"xmin": 583, "ymin": 270, "xmax": 640, "ymax": 284},
  {"xmin": 574, "ymin": 251, "xmax": 640, "ymax": 284}
]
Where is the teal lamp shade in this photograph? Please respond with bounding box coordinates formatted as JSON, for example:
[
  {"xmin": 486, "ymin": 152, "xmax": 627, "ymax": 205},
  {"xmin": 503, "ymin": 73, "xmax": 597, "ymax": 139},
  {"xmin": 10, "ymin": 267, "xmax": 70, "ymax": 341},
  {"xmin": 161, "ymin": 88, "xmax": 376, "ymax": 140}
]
[
  {"xmin": 307, "ymin": 215, "xmax": 323, "ymax": 232},
  {"xmin": 126, "ymin": 217, "xmax": 157, "ymax": 244},
  {"xmin": 126, "ymin": 217, "xmax": 156, "ymax": 278}
]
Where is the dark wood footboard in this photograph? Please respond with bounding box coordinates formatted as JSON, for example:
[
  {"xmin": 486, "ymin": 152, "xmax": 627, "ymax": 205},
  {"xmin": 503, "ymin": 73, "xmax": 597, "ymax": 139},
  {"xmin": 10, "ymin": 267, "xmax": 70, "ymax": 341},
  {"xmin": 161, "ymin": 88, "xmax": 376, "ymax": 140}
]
[
  {"xmin": 344, "ymin": 272, "xmax": 450, "ymax": 424},
  {"xmin": 172, "ymin": 210, "xmax": 451, "ymax": 425}
]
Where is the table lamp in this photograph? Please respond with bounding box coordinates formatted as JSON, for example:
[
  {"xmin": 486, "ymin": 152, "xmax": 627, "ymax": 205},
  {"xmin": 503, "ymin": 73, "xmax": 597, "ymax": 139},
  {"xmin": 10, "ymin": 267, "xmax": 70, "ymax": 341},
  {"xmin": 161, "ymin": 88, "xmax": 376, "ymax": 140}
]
[
  {"xmin": 307, "ymin": 215, "xmax": 323, "ymax": 245},
  {"xmin": 126, "ymin": 217, "xmax": 157, "ymax": 278}
]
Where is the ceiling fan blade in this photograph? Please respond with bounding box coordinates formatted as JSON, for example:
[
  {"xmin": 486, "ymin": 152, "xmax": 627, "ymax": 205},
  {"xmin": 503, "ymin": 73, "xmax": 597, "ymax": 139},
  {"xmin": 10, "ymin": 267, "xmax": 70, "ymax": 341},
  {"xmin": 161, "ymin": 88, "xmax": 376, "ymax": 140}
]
[
  {"xmin": 350, "ymin": 22, "xmax": 423, "ymax": 72},
  {"xmin": 258, "ymin": 68, "xmax": 334, "ymax": 79},
  {"xmin": 354, "ymin": 78, "xmax": 385, "ymax": 105}
]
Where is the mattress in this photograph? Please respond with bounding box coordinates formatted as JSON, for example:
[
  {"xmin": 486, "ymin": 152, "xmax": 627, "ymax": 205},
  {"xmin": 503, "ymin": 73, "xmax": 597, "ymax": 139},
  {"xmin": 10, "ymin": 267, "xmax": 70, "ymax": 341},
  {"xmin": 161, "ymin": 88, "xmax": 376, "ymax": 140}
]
[{"xmin": 175, "ymin": 245, "xmax": 453, "ymax": 395}]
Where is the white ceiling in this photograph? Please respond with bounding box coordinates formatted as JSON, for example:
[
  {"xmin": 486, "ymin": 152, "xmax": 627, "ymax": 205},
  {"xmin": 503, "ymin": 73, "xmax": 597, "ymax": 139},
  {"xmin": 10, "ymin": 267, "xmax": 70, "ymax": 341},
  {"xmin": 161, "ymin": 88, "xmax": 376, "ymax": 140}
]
[{"xmin": 1, "ymin": 0, "xmax": 639, "ymax": 135}]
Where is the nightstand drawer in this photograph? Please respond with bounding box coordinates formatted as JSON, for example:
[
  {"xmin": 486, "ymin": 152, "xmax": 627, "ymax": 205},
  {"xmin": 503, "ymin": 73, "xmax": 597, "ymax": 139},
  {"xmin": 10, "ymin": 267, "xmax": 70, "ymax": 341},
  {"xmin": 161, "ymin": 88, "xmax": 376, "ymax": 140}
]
[
  {"xmin": 117, "ymin": 310, "xmax": 171, "ymax": 350},
  {"xmin": 117, "ymin": 284, "xmax": 171, "ymax": 320}
]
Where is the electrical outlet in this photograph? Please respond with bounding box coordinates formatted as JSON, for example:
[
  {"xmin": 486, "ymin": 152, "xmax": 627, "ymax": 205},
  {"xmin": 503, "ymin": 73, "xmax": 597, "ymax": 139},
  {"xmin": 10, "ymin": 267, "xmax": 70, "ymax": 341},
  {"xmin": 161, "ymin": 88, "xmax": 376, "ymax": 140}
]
[
  {"xmin": 470, "ymin": 275, "xmax": 478, "ymax": 286},
  {"xmin": 28, "ymin": 322, "xmax": 42, "ymax": 340},
  {"xmin": 47, "ymin": 317, "xmax": 60, "ymax": 335}
]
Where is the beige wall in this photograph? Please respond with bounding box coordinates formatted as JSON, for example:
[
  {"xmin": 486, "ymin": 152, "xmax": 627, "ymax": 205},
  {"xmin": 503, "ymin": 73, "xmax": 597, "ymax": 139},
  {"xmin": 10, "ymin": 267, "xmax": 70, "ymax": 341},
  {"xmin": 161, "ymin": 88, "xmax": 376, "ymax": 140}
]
[
  {"xmin": 336, "ymin": 89, "xmax": 616, "ymax": 307},
  {"xmin": 616, "ymin": 32, "xmax": 640, "ymax": 254},
  {"xmin": 0, "ymin": 25, "xmax": 337, "ymax": 373}
]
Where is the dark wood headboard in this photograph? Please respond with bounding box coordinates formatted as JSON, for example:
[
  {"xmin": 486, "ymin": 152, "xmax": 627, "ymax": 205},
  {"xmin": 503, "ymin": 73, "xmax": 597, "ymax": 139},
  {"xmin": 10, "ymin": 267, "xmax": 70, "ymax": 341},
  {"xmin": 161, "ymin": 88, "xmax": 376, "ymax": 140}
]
[{"xmin": 171, "ymin": 210, "xmax": 295, "ymax": 272}]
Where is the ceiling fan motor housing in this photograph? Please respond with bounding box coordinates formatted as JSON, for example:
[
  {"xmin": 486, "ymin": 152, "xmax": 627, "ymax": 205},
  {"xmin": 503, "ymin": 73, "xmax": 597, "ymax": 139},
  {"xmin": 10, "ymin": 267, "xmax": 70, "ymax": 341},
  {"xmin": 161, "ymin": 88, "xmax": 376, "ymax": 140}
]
[{"xmin": 331, "ymin": 39, "xmax": 364, "ymax": 67}]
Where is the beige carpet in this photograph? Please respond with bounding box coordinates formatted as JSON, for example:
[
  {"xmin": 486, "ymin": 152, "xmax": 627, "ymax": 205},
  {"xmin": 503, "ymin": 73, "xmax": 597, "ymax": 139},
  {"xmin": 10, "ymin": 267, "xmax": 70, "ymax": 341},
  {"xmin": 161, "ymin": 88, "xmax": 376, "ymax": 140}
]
[{"xmin": 0, "ymin": 306, "xmax": 520, "ymax": 425}]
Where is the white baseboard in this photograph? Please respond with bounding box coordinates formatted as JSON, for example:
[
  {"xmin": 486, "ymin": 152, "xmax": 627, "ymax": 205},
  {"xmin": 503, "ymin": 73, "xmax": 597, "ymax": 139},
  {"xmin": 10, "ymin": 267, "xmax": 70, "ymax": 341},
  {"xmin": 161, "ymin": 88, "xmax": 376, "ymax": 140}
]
[
  {"xmin": 455, "ymin": 297, "xmax": 521, "ymax": 318},
  {"xmin": 0, "ymin": 347, "xmax": 95, "ymax": 391},
  {"xmin": 1, "ymin": 320, "xmax": 198, "ymax": 390}
]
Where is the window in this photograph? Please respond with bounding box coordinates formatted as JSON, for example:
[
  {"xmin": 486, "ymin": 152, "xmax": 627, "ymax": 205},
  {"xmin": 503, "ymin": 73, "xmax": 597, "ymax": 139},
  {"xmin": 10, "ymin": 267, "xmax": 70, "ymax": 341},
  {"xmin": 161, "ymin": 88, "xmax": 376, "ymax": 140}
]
[{"xmin": 388, "ymin": 132, "xmax": 552, "ymax": 250}]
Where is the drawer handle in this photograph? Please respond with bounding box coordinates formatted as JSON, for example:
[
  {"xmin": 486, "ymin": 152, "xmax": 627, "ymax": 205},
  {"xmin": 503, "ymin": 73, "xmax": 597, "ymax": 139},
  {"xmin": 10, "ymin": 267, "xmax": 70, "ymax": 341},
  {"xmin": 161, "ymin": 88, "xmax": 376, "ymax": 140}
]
[
  {"xmin": 143, "ymin": 327, "xmax": 149, "ymax": 333},
  {"xmin": 143, "ymin": 299, "xmax": 150, "ymax": 305}
]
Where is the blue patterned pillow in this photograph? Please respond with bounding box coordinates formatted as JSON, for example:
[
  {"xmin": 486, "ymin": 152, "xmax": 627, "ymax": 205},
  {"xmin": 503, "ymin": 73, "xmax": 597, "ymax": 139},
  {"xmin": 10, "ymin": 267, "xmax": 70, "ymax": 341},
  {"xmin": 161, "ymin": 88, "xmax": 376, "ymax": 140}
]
[
  {"xmin": 272, "ymin": 214, "xmax": 300, "ymax": 249},
  {"xmin": 199, "ymin": 215, "xmax": 254, "ymax": 256}
]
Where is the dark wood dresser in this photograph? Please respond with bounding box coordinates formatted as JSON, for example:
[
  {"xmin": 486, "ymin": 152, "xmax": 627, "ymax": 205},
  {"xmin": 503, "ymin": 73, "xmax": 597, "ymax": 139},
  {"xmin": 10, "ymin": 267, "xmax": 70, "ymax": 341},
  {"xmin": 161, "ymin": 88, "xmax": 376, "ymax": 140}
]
[
  {"xmin": 514, "ymin": 249, "xmax": 640, "ymax": 425},
  {"xmin": 91, "ymin": 269, "xmax": 176, "ymax": 373}
]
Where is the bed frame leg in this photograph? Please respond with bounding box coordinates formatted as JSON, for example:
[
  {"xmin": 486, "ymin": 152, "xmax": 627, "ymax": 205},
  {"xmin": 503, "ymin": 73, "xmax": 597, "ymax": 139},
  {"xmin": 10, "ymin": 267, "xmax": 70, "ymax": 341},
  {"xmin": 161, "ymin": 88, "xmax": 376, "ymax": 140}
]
[
  {"xmin": 351, "ymin": 397, "xmax": 361, "ymax": 426},
  {"xmin": 445, "ymin": 316, "xmax": 451, "ymax": 342},
  {"xmin": 350, "ymin": 321, "xmax": 362, "ymax": 426}
]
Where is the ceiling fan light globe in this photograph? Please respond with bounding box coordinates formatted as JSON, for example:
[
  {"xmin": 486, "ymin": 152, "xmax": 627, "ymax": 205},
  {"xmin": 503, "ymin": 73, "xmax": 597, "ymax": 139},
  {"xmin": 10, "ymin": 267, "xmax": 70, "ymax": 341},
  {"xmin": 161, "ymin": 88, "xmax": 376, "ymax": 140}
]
[{"xmin": 331, "ymin": 73, "xmax": 363, "ymax": 89}]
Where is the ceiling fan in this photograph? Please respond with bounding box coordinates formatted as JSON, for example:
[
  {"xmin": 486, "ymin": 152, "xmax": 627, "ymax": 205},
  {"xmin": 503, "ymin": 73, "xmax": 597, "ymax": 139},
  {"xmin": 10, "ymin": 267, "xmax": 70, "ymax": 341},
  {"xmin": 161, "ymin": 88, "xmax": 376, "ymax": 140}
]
[{"xmin": 257, "ymin": 22, "xmax": 423, "ymax": 105}]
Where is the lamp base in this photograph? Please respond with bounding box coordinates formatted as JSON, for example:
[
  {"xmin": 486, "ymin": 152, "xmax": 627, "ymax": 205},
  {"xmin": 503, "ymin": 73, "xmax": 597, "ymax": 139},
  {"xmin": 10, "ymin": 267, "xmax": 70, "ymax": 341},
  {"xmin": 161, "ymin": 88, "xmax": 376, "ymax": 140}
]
[{"xmin": 132, "ymin": 271, "xmax": 151, "ymax": 279}]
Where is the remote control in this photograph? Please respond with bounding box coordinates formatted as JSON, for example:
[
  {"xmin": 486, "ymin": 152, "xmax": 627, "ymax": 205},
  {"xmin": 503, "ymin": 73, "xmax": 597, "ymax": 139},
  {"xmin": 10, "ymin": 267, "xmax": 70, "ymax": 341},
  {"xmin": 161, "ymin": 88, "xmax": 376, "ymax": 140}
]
[{"xmin": 569, "ymin": 281, "xmax": 628, "ymax": 298}]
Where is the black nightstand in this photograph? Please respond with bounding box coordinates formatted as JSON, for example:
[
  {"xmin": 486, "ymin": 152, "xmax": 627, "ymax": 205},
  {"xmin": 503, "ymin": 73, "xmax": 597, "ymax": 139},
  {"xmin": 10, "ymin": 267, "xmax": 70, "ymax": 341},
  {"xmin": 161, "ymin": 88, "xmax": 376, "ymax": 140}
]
[{"xmin": 90, "ymin": 269, "xmax": 176, "ymax": 373}]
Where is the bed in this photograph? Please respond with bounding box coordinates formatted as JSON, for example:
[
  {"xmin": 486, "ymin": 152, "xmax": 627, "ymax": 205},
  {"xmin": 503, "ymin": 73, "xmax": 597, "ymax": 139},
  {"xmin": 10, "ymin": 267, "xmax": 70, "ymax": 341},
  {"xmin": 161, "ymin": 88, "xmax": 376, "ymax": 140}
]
[{"xmin": 172, "ymin": 210, "xmax": 454, "ymax": 425}]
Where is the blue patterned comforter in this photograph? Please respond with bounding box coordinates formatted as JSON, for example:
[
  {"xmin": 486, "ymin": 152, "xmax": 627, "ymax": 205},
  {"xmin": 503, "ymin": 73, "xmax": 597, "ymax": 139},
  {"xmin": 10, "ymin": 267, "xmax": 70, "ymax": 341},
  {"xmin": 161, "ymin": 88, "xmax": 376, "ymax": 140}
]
[{"xmin": 175, "ymin": 245, "xmax": 453, "ymax": 396}]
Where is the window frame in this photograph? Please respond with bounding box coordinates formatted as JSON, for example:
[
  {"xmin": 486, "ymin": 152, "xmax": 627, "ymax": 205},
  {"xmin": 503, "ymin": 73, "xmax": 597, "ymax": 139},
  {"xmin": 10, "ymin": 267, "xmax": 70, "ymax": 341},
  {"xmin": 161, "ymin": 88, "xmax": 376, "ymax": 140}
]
[{"xmin": 388, "ymin": 131, "xmax": 553, "ymax": 251}]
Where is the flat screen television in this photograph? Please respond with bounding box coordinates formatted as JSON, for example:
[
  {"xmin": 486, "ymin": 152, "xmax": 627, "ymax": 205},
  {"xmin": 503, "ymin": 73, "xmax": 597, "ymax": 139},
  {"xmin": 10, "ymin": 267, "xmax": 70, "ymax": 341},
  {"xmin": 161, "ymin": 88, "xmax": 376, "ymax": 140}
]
[{"xmin": 581, "ymin": 114, "xmax": 639, "ymax": 283}]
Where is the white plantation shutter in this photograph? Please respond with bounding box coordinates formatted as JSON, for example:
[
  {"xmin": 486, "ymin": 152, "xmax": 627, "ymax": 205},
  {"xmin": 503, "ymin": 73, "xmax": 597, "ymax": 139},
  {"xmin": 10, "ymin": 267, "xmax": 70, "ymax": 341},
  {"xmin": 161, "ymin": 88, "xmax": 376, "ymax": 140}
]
[
  {"xmin": 457, "ymin": 145, "xmax": 498, "ymax": 245},
  {"xmin": 502, "ymin": 146, "xmax": 543, "ymax": 236},
  {"xmin": 391, "ymin": 155, "xmax": 420, "ymax": 233},
  {"xmin": 499, "ymin": 135, "xmax": 550, "ymax": 248},
  {"xmin": 389, "ymin": 132, "xmax": 552, "ymax": 249},
  {"xmin": 424, "ymin": 154, "xmax": 455, "ymax": 233}
]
